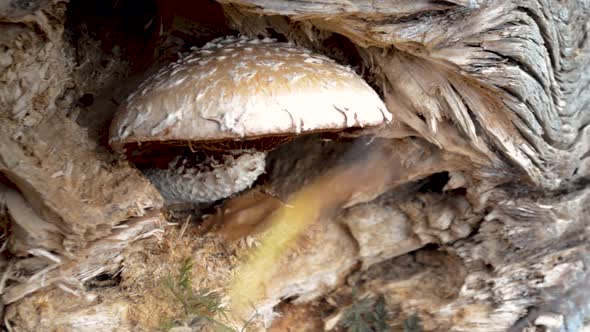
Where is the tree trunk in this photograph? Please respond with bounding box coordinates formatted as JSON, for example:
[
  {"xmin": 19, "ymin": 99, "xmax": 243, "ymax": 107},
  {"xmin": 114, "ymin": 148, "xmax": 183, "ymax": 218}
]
[{"xmin": 0, "ymin": 0, "xmax": 588, "ymax": 331}]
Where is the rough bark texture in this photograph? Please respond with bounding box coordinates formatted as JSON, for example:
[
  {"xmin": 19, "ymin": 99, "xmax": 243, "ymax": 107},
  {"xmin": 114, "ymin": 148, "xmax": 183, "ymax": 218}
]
[
  {"xmin": 0, "ymin": 0, "xmax": 589, "ymax": 331},
  {"xmin": 0, "ymin": 0, "xmax": 164, "ymax": 256},
  {"xmin": 0, "ymin": 0, "xmax": 165, "ymax": 321},
  {"xmin": 213, "ymin": 1, "xmax": 590, "ymax": 329}
]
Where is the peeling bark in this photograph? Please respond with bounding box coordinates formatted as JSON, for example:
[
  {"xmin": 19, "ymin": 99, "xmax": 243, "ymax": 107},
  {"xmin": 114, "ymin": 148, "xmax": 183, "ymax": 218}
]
[
  {"xmin": 2, "ymin": 212, "xmax": 164, "ymax": 305},
  {"xmin": 0, "ymin": 114, "xmax": 163, "ymax": 254},
  {"xmin": 220, "ymin": 0, "xmax": 590, "ymax": 188},
  {"xmin": 0, "ymin": 0, "xmax": 163, "ymax": 257}
]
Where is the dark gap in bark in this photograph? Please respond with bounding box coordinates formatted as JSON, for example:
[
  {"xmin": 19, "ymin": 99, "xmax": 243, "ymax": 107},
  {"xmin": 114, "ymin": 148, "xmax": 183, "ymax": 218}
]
[
  {"xmin": 429, "ymin": 0, "xmax": 467, "ymax": 8},
  {"xmin": 421, "ymin": 243, "xmax": 440, "ymax": 251},
  {"xmin": 263, "ymin": 28, "xmax": 288, "ymax": 42},
  {"xmin": 85, "ymin": 271, "xmax": 122, "ymax": 290},
  {"xmin": 280, "ymin": 295, "xmax": 298, "ymax": 304},
  {"xmin": 448, "ymin": 187, "xmax": 467, "ymax": 195},
  {"xmin": 76, "ymin": 93, "xmax": 94, "ymax": 107},
  {"xmin": 322, "ymin": 32, "xmax": 363, "ymax": 67},
  {"xmin": 508, "ymin": 306, "xmax": 541, "ymax": 332},
  {"xmin": 66, "ymin": 0, "xmax": 158, "ymax": 52},
  {"xmin": 417, "ymin": 172, "xmax": 449, "ymax": 193},
  {"xmin": 0, "ymin": 173, "xmax": 20, "ymax": 193}
]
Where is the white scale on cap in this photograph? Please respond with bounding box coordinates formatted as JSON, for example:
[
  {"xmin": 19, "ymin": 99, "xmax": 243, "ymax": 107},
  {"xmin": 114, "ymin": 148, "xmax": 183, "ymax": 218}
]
[{"xmin": 109, "ymin": 36, "xmax": 391, "ymax": 205}]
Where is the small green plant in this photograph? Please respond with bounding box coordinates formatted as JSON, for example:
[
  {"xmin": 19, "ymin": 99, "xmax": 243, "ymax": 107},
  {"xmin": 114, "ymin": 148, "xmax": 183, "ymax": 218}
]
[
  {"xmin": 161, "ymin": 257, "xmax": 234, "ymax": 332},
  {"xmin": 403, "ymin": 313, "xmax": 423, "ymax": 332},
  {"xmin": 159, "ymin": 320, "xmax": 181, "ymax": 331},
  {"xmin": 339, "ymin": 290, "xmax": 392, "ymax": 332}
]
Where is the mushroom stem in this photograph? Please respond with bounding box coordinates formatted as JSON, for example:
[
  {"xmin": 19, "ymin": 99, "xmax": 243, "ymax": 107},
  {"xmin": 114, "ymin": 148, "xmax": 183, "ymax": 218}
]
[{"xmin": 144, "ymin": 150, "xmax": 267, "ymax": 205}]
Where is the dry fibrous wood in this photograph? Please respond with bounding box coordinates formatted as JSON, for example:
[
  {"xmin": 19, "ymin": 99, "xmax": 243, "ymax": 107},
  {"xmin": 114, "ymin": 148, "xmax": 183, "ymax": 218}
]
[
  {"xmin": 0, "ymin": 0, "xmax": 53, "ymax": 20},
  {"xmin": 212, "ymin": 0, "xmax": 590, "ymax": 330},
  {"xmin": 255, "ymin": 189, "xmax": 588, "ymax": 332},
  {"xmin": 6, "ymin": 290, "xmax": 133, "ymax": 332},
  {"xmin": 352, "ymin": 186, "xmax": 590, "ymax": 332},
  {"xmin": 0, "ymin": 184, "xmax": 63, "ymax": 256},
  {"xmin": 1, "ymin": 212, "xmax": 164, "ymax": 305},
  {"xmin": 0, "ymin": 0, "xmax": 164, "ymax": 256},
  {"xmin": 446, "ymin": 187, "xmax": 590, "ymax": 331},
  {"xmin": 0, "ymin": 0, "xmax": 68, "ymax": 128},
  {"xmin": 0, "ymin": 113, "xmax": 163, "ymax": 254},
  {"xmin": 220, "ymin": 0, "xmax": 590, "ymax": 189}
]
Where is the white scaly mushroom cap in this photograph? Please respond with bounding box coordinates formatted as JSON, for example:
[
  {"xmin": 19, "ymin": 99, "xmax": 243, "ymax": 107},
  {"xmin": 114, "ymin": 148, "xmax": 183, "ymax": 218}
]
[{"xmin": 109, "ymin": 36, "xmax": 391, "ymax": 146}]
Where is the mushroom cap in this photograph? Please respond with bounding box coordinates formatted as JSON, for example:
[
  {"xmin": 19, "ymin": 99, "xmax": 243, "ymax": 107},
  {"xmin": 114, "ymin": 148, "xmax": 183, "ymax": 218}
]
[{"xmin": 109, "ymin": 36, "xmax": 391, "ymax": 146}]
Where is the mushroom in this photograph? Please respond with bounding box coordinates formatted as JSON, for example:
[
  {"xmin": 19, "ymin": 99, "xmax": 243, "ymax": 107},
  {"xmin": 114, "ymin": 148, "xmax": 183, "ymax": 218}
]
[{"xmin": 109, "ymin": 36, "xmax": 391, "ymax": 205}]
